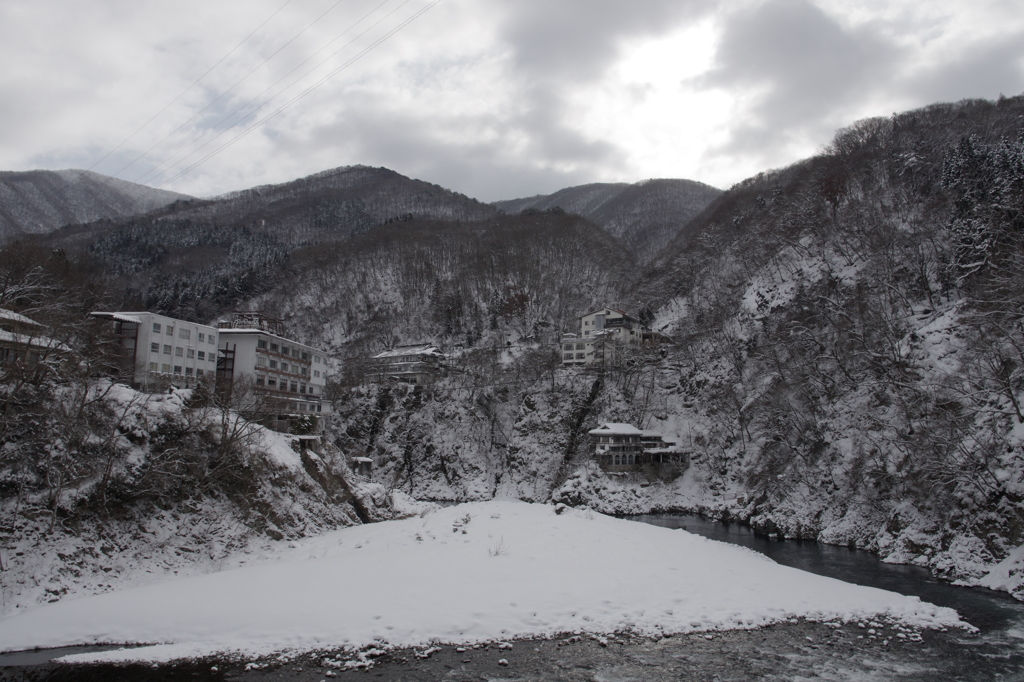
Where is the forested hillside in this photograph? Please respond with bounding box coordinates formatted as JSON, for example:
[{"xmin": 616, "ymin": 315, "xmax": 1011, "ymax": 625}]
[
  {"xmin": 0, "ymin": 169, "xmax": 190, "ymax": 239},
  {"xmin": 251, "ymin": 210, "xmax": 636, "ymax": 359},
  {"xmin": 623, "ymin": 95, "xmax": 1024, "ymax": 590},
  {"xmin": 37, "ymin": 165, "xmax": 501, "ymax": 321},
  {"xmin": 494, "ymin": 178, "xmax": 722, "ymax": 263}
]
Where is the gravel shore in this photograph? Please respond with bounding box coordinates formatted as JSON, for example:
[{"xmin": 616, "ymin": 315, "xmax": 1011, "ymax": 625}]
[{"xmin": 4, "ymin": 620, "xmax": 1023, "ymax": 682}]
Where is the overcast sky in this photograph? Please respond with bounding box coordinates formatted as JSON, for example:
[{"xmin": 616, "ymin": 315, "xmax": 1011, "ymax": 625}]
[{"xmin": 2, "ymin": 0, "xmax": 1023, "ymax": 202}]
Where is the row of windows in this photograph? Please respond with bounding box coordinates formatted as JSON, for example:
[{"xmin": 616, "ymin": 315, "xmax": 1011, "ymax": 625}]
[
  {"xmin": 152, "ymin": 322, "xmax": 216, "ymax": 344},
  {"xmin": 562, "ymin": 343, "xmax": 586, "ymax": 351},
  {"xmin": 150, "ymin": 343, "xmax": 216, "ymax": 362},
  {"xmin": 148, "ymin": 362, "xmax": 209, "ymax": 378},
  {"xmin": 256, "ymin": 356, "xmax": 313, "ymax": 376},
  {"xmin": 255, "ymin": 375, "xmax": 319, "ymax": 394},
  {"xmin": 563, "ymin": 353, "xmax": 586, "ymax": 360},
  {"xmin": 255, "ymin": 338, "xmax": 320, "ymax": 363}
]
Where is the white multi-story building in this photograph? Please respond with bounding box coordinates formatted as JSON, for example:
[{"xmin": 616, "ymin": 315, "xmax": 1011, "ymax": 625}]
[
  {"xmin": 562, "ymin": 308, "xmax": 647, "ymax": 366},
  {"xmin": 215, "ymin": 312, "xmax": 328, "ymax": 420},
  {"xmin": 90, "ymin": 311, "xmax": 220, "ymax": 390}
]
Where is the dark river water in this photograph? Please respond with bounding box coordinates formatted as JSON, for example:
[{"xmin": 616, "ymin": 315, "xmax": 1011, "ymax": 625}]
[{"xmin": 629, "ymin": 513, "xmax": 1024, "ymax": 633}]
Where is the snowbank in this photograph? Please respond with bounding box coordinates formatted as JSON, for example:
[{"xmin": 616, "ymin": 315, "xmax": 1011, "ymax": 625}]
[{"xmin": 0, "ymin": 501, "xmax": 964, "ymax": 663}]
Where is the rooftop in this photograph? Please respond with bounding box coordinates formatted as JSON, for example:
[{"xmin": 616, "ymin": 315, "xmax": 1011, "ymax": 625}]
[
  {"xmin": 372, "ymin": 344, "xmax": 442, "ymax": 359},
  {"xmin": 588, "ymin": 422, "xmax": 644, "ymax": 436},
  {"xmin": 0, "ymin": 308, "xmax": 43, "ymax": 327}
]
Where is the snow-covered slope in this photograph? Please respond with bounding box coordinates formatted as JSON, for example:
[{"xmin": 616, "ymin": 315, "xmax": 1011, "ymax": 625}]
[
  {"xmin": 0, "ymin": 169, "xmax": 190, "ymax": 238},
  {"xmin": 0, "ymin": 501, "xmax": 964, "ymax": 663}
]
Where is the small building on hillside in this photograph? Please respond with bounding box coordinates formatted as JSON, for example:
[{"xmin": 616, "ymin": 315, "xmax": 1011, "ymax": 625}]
[
  {"xmin": 0, "ymin": 308, "xmax": 68, "ymax": 368},
  {"xmin": 562, "ymin": 307, "xmax": 671, "ymax": 367},
  {"xmin": 588, "ymin": 422, "xmax": 689, "ymax": 476},
  {"xmin": 216, "ymin": 312, "xmax": 330, "ymax": 431},
  {"xmin": 90, "ymin": 311, "xmax": 220, "ymax": 390},
  {"xmin": 366, "ymin": 344, "xmax": 443, "ymax": 385}
]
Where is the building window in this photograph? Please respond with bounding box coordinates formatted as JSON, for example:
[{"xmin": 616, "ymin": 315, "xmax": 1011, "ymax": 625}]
[
  {"xmin": 173, "ymin": 365, "xmax": 182, "ymax": 375},
  {"xmin": 198, "ymin": 332, "xmax": 205, "ymax": 343},
  {"xmin": 267, "ymin": 378, "xmax": 276, "ymax": 387},
  {"xmin": 151, "ymin": 342, "xmax": 160, "ymax": 353},
  {"xmin": 187, "ymin": 349, "xmax": 195, "ymax": 359},
  {"xmin": 257, "ymin": 339, "xmax": 267, "ymax": 349},
  {"xmin": 209, "ymin": 355, "xmax": 216, "ymax": 363},
  {"xmin": 290, "ymin": 382, "xmax": 298, "ymax": 393},
  {"xmin": 313, "ymin": 370, "xmax": 320, "ymax": 378},
  {"xmin": 185, "ymin": 367, "xmax": 193, "ymax": 376},
  {"xmin": 256, "ymin": 375, "xmax": 265, "ymax": 386},
  {"xmin": 161, "ymin": 363, "xmax": 170, "ymax": 372},
  {"xmin": 257, "ymin": 357, "xmax": 266, "ymax": 367},
  {"xmin": 309, "ymin": 386, "xmax": 317, "ymax": 395},
  {"xmin": 175, "ymin": 347, "xmax": 183, "ymax": 357},
  {"xmin": 197, "ymin": 350, "xmax": 205, "ymax": 361},
  {"xmin": 166, "ymin": 326, "xmax": 174, "ymax": 336},
  {"xmin": 292, "ymin": 349, "xmax": 299, "ymax": 358},
  {"xmin": 179, "ymin": 329, "xmax": 190, "ymax": 340},
  {"xmin": 281, "ymin": 362, "xmax": 289, "ymax": 372},
  {"xmin": 576, "ymin": 353, "xmax": 584, "ymax": 359},
  {"xmin": 149, "ymin": 362, "xmax": 158, "ymax": 370},
  {"xmin": 196, "ymin": 369, "xmax": 204, "ymax": 377},
  {"xmin": 564, "ymin": 353, "xmax": 573, "ymax": 360},
  {"xmin": 301, "ymin": 352, "xmax": 309, "ymax": 361},
  {"xmin": 300, "ymin": 384, "xmax": 306, "ymax": 394},
  {"xmin": 208, "ymin": 336, "xmax": 215, "ymax": 345},
  {"xmin": 280, "ymin": 345, "xmax": 289, "ymax": 356},
  {"xmin": 270, "ymin": 343, "xmax": 279, "ymax": 352},
  {"xmin": 269, "ymin": 360, "xmax": 278, "ymax": 369},
  {"xmin": 152, "ymin": 323, "xmax": 161, "ymax": 333},
  {"xmin": 163, "ymin": 344, "xmax": 172, "ymax": 354},
  {"xmin": 301, "ymin": 366, "xmax": 308, "ymax": 376}
]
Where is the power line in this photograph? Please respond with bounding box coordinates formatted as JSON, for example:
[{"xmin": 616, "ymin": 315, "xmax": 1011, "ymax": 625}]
[
  {"xmin": 86, "ymin": 0, "xmax": 293, "ymax": 175},
  {"xmin": 133, "ymin": 0, "xmax": 401, "ymax": 189},
  {"xmin": 133, "ymin": 0, "xmax": 440, "ymax": 204},
  {"xmin": 116, "ymin": 0, "xmax": 353, "ymax": 182}
]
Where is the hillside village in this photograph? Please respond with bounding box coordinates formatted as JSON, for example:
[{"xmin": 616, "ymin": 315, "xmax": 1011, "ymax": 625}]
[{"xmin": 16, "ymin": 301, "xmax": 677, "ymax": 476}]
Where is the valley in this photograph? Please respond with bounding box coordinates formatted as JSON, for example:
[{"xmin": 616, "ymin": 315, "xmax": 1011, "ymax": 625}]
[{"xmin": 1, "ymin": 93, "xmax": 1024, "ymax": 672}]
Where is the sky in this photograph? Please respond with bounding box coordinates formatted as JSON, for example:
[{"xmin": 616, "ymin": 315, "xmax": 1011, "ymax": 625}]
[{"xmin": 1, "ymin": 0, "xmax": 1023, "ymax": 202}]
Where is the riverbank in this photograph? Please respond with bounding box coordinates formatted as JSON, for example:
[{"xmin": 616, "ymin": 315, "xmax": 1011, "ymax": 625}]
[{"xmin": 4, "ymin": 619, "xmax": 1023, "ymax": 682}]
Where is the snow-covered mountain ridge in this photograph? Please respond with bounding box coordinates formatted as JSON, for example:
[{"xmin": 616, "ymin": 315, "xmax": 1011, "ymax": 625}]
[
  {"xmin": 494, "ymin": 178, "xmax": 722, "ymax": 263},
  {"xmin": 0, "ymin": 169, "xmax": 190, "ymax": 239}
]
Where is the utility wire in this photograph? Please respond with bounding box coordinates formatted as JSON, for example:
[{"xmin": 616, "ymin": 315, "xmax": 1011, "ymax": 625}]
[
  {"xmin": 133, "ymin": 0, "xmax": 440, "ymax": 205},
  {"xmin": 116, "ymin": 0, "xmax": 353, "ymax": 182},
  {"xmin": 86, "ymin": 0, "xmax": 293, "ymax": 176},
  {"xmin": 134, "ymin": 0, "xmax": 400, "ymax": 189}
]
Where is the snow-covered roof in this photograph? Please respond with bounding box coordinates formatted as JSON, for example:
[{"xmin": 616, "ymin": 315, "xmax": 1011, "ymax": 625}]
[
  {"xmin": 588, "ymin": 422, "xmax": 643, "ymax": 436},
  {"xmin": 90, "ymin": 311, "xmax": 143, "ymax": 324},
  {"xmin": 217, "ymin": 328, "xmax": 320, "ymax": 351},
  {"xmin": 0, "ymin": 308, "xmax": 42, "ymax": 327},
  {"xmin": 0, "ymin": 329, "xmax": 71, "ymax": 352},
  {"xmin": 372, "ymin": 344, "xmax": 442, "ymax": 359},
  {"xmin": 351, "ymin": 457, "xmax": 373, "ymax": 463},
  {"xmin": 579, "ymin": 307, "xmax": 634, "ymax": 320}
]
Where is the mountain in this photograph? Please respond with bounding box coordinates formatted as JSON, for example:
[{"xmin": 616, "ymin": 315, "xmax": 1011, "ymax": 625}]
[
  {"xmin": 0, "ymin": 169, "xmax": 191, "ymax": 239},
  {"xmin": 34, "ymin": 166, "xmax": 570, "ymax": 324},
  {"xmin": 494, "ymin": 178, "xmax": 722, "ymax": 263}
]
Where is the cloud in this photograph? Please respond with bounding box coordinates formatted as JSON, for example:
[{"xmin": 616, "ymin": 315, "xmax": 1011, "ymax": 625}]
[
  {"xmin": 903, "ymin": 32, "xmax": 1024, "ymax": 103},
  {"xmin": 287, "ymin": 89, "xmax": 604, "ymax": 202},
  {"xmin": 698, "ymin": 0, "xmax": 902, "ymax": 162}
]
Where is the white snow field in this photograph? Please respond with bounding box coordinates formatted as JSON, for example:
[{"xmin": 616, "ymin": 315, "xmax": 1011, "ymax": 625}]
[{"xmin": 0, "ymin": 501, "xmax": 964, "ymax": 663}]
